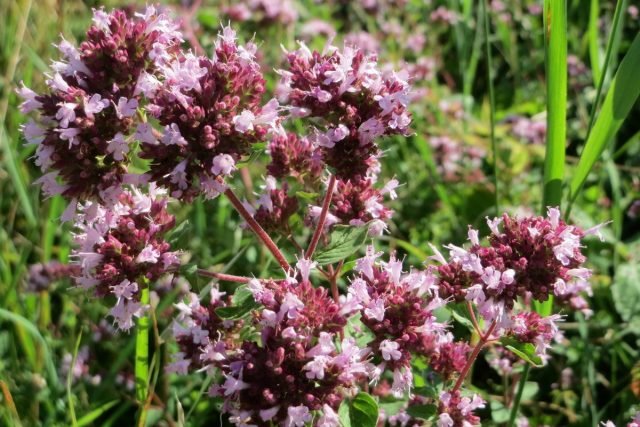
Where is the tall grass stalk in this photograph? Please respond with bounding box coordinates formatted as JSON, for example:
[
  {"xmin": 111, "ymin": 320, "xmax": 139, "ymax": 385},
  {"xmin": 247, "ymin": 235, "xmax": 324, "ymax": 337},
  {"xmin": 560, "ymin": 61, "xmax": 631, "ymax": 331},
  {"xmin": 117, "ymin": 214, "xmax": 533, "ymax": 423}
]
[
  {"xmin": 481, "ymin": 0, "xmax": 499, "ymax": 214},
  {"xmin": 536, "ymin": 0, "xmax": 567, "ymax": 317}
]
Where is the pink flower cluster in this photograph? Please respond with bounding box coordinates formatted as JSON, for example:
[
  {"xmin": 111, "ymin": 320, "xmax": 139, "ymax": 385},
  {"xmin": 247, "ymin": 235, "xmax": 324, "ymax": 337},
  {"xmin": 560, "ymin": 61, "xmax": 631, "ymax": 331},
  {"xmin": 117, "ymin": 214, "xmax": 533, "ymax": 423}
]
[
  {"xmin": 17, "ymin": 6, "xmax": 182, "ymax": 205},
  {"xmin": 278, "ymin": 42, "xmax": 411, "ymax": 181},
  {"xmin": 429, "ymin": 136, "xmax": 486, "ymax": 183},
  {"xmin": 171, "ymin": 262, "xmax": 372, "ymax": 426},
  {"xmin": 432, "ymin": 207, "xmax": 601, "ymax": 324},
  {"xmin": 140, "ymin": 26, "xmax": 283, "ymax": 200},
  {"xmin": 72, "ymin": 186, "xmax": 179, "ymax": 330}
]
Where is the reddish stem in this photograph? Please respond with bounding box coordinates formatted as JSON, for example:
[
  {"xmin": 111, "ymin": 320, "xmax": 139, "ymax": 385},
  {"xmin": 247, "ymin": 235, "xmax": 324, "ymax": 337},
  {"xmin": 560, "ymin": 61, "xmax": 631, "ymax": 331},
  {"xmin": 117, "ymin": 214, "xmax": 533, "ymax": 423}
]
[
  {"xmin": 466, "ymin": 301, "xmax": 482, "ymax": 336},
  {"xmin": 196, "ymin": 270, "xmax": 253, "ymax": 283},
  {"xmin": 328, "ymin": 260, "xmax": 343, "ymax": 303},
  {"xmin": 224, "ymin": 187, "xmax": 290, "ymax": 271},
  {"xmin": 306, "ymin": 175, "xmax": 337, "ymax": 259},
  {"xmin": 452, "ymin": 320, "xmax": 498, "ymax": 393}
]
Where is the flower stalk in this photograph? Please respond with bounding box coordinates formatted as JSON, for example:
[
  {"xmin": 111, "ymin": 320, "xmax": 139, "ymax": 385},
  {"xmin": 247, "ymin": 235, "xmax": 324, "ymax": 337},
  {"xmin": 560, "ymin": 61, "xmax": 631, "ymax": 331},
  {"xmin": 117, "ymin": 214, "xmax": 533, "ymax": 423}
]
[
  {"xmin": 306, "ymin": 174, "xmax": 337, "ymax": 259},
  {"xmin": 224, "ymin": 187, "xmax": 290, "ymax": 271},
  {"xmin": 452, "ymin": 320, "xmax": 498, "ymax": 393}
]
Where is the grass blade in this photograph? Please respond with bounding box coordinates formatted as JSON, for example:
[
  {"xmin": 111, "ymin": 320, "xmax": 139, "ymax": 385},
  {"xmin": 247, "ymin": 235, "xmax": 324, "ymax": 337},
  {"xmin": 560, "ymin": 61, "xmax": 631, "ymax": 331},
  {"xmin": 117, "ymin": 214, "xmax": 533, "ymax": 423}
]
[
  {"xmin": 482, "ymin": 0, "xmax": 499, "ymax": 213},
  {"xmin": 542, "ymin": 0, "xmax": 567, "ymax": 213},
  {"xmin": 0, "ymin": 308, "xmax": 59, "ymax": 389},
  {"xmin": 588, "ymin": 0, "xmax": 601, "ymax": 86},
  {"xmin": 76, "ymin": 400, "xmax": 119, "ymax": 427},
  {"xmin": 568, "ymin": 32, "xmax": 640, "ymax": 207},
  {"xmin": 67, "ymin": 329, "xmax": 83, "ymax": 427},
  {"xmin": 135, "ymin": 279, "xmax": 151, "ymax": 425},
  {"xmin": 586, "ymin": 0, "xmax": 625, "ymax": 138},
  {"xmin": 537, "ymin": 0, "xmax": 567, "ymax": 316}
]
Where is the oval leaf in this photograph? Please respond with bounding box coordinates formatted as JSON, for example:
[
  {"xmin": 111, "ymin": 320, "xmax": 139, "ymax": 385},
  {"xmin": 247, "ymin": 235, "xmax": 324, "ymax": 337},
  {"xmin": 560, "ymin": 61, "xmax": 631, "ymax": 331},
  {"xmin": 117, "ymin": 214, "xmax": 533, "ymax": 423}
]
[{"xmin": 314, "ymin": 225, "xmax": 369, "ymax": 266}]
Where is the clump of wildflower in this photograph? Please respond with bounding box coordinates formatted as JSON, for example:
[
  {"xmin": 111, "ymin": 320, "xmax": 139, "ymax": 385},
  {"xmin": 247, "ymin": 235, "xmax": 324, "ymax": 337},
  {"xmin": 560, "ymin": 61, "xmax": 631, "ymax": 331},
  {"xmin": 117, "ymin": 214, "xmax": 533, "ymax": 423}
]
[
  {"xmin": 344, "ymin": 32, "xmax": 380, "ymax": 54},
  {"xmin": 509, "ymin": 115, "xmax": 546, "ymax": 145},
  {"xmin": 487, "ymin": 346, "xmax": 523, "ymax": 376},
  {"xmin": 428, "ymin": 136, "xmax": 485, "ymax": 183},
  {"xmin": 223, "ymin": 0, "xmax": 298, "ymax": 25},
  {"xmin": 61, "ymin": 346, "xmax": 102, "ymax": 386},
  {"xmin": 140, "ymin": 26, "xmax": 283, "ymax": 200},
  {"xmin": 344, "ymin": 246, "xmax": 449, "ymax": 396},
  {"xmin": 24, "ymin": 261, "xmax": 80, "ymax": 292},
  {"xmin": 279, "ymin": 42, "xmax": 411, "ymax": 181},
  {"xmin": 72, "ymin": 185, "xmax": 179, "ymax": 330},
  {"xmin": 18, "ymin": 6, "xmax": 182, "ymax": 206},
  {"xmin": 431, "ymin": 208, "xmax": 602, "ymax": 323},
  {"xmin": 170, "ymin": 287, "xmax": 238, "ymax": 374},
  {"xmin": 504, "ymin": 312, "xmax": 563, "ymax": 359},
  {"xmin": 436, "ymin": 391, "xmax": 485, "ymax": 427},
  {"xmin": 430, "ymin": 6, "xmax": 459, "ymax": 25}
]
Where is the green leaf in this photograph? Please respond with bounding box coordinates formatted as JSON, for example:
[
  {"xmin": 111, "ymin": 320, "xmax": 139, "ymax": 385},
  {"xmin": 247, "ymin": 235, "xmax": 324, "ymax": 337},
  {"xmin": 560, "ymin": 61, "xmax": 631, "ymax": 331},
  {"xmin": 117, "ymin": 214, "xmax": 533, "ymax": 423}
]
[
  {"xmin": 166, "ymin": 220, "xmax": 190, "ymax": 246},
  {"xmin": 611, "ymin": 262, "xmax": 640, "ymax": 329},
  {"xmin": 490, "ymin": 400, "xmax": 511, "ymax": 424},
  {"xmin": 295, "ymin": 191, "xmax": 320, "ymax": 200},
  {"xmin": 215, "ymin": 286, "xmax": 260, "ymax": 320},
  {"xmin": 314, "ymin": 225, "xmax": 369, "ymax": 266},
  {"xmin": 501, "ymin": 337, "xmax": 544, "ymax": 367},
  {"xmin": 449, "ymin": 303, "xmax": 476, "ymax": 332},
  {"xmin": 405, "ymin": 404, "xmax": 437, "ymax": 420},
  {"xmin": 338, "ymin": 393, "xmax": 379, "ymax": 427},
  {"xmin": 569, "ymin": 32, "xmax": 640, "ymax": 203}
]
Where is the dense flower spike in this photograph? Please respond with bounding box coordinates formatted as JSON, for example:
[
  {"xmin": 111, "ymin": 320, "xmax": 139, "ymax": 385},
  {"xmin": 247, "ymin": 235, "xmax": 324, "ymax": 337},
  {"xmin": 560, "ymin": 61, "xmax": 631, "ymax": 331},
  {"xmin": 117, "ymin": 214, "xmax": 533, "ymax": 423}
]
[
  {"xmin": 432, "ymin": 207, "xmax": 600, "ymax": 323},
  {"xmin": 18, "ymin": 6, "xmax": 182, "ymax": 206},
  {"xmin": 279, "ymin": 42, "xmax": 411, "ymax": 181},
  {"xmin": 140, "ymin": 26, "xmax": 283, "ymax": 200},
  {"xmin": 72, "ymin": 185, "xmax": 178, "ymax": 330},
  {"xmin": 326, "ymin": 177, "xmax": 397, "ymax": 231},
  {"xmin": 267, "ymin": 132, "xmax": 323, "ymax": 182},
  {"xmin": 249, "ymin": 176, "xmax": 299, "ymax": 234}
]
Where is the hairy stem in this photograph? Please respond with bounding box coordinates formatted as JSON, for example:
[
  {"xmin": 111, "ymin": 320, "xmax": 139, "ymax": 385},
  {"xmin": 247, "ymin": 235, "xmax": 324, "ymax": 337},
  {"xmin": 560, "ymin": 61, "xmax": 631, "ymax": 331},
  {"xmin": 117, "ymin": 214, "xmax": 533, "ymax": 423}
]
[
  {"xmin": 452, "ymin": 320, "xmax": 498, "ymax": 393},
  {"xmin": 306, "ymin": 175, "xmax": 337, "ymax": 259},
  {"xmin": 224, "ymin": 187, "xmax": 290, "ymax": 271},
  {"xmin": 196, "ymin": 269, "xmax": 253, "ymax": 283}
]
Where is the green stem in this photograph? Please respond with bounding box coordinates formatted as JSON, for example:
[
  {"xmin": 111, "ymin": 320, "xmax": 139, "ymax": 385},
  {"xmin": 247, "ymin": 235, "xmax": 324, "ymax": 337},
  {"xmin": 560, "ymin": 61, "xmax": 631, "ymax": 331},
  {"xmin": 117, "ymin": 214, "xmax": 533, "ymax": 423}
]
[
  {"xmin": 135, "ymin": 280, "xmax": 150, "ymax": 421},
  {"xmin": 508, "ymin": 364, "xmax": 530, "ymax": 427},
  {"xmin": 481, "ymin": 0, "xmax": 500, "ymax": 214}
]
